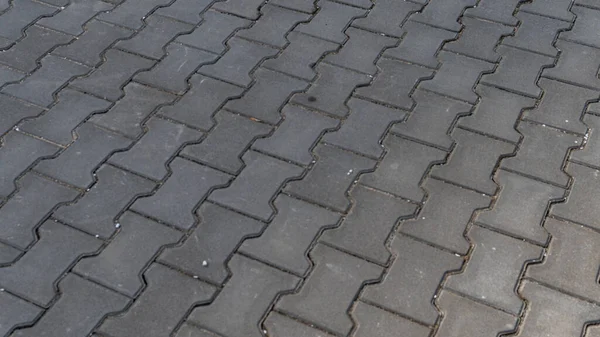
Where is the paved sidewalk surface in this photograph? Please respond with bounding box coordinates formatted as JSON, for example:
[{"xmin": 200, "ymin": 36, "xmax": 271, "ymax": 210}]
[{"xmin": 1, "ymin": 0, "xmax": 600, "ymax": 336}]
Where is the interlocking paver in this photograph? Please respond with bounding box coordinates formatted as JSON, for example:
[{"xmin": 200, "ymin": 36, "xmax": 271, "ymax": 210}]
[
  {"xmin": 476, "ymin": 170, "xmax": 563, "ymax": 244},
  {"xmin": 109, "ymin": 117, "xmax": 202, "ymax": 180},
  {"xmin": 323, "ymin": 97, "xmax": 406, "ymax": 158},
  {"xmin": 182, "ymin": 110, "xmax": 271, "ymax": 173},
  {"xmin": 97, "ymin": 0, "xmax": 171, "ymax": 30},
  {"xmin": 0, "ymin": 131, "xmax": 57, "ymax": 198},
  {"xmin": 352, "ymin": 301, "xmax": 431, "ymax": 337},
  {"xmin": 0, "ymin": 94, "xmax": 43, "ymax": 136},
  {"xmin": 562, "ymin": 6, "xmax": 600, "ymax": 49},
  {"xmin": 154, "ymin": 0, "xmax": 211, "ymax": 24},
  {"xmin": 324, "ymin": 27, "xmax": 396, "ymax": 75},
  {"xmin": 463, "ymin": 0, "xmax": 522, "ymax": 25},
  {"xmin": 98, "ymin": 263, "xmax": 216, "ymax": 337},
  {"xmin": 0, "ymin": 220, "xmax": 102, "ymax": 306},
  {"xmin": 503, "ymin": 12, "xmax": 570, "ymax": 57},
  {"xmin": 276, "ymin": 243, "xmax": 382, "ymax": 335},
  {"xmin": 158, "ymin": 202, "xmax": 264, "ymax": 284},
  {"xmin": 131, "ymin": 157, "xmax": 231, "ymax": 229},
  {"xmin": 176, "ymin": 11, "xmax": 251, "ymax": 54},
  {"xmin": 0, "ymin": 173, "xmax": 78, "ymax": 249},
  {"xmin": 0, "ymin": 65, "xmax": 24, "ymax": 87},
  {"xmin": 0, "ymin": 0, "xmax": 55, "ymax": 41},
  {"xmin": 400, "ymin": 178, "xmax": 490, "ymax": 254},
  {"xmin": 360, "ymin": 135, "xmax": 446, "ymax": 201},
  {"xmin": 264, "ymin": 312, "xmax": 336, "ymax": 337},
  {"xmin": 237, "ymin": 4, "xmax": 310, "ymax": 47},
  {"xmin": 391, "ymin": 90, "xmax": 471, "ymax": 149},
  {"xmin": 543, "ymin": 39, "xmax": 600, "ymax": 90},
  {"xmin": 383, "ymin": 21, "xmax": 456, "ymax": 69},
  {"xmin": 351, "ymin": 0, "xmax": 421, "ymax": 37},
  {"xmin": 53, "ymin": 164, "xmax": 155, "ymax": 238},
  {"xmin": 294, "ymin": 0, "xmax": 365, "ymax": 44},
  {"xmin": 361, "ymin": 235, "xmax": 462, "ymax": 325},
  {"xmin": 0, "ymin": 291, "xmax": 41, "ymax": 336},
  {"xmin": 252, "ymin": 104, "xmax": 338, "ymax": 165},
  {"xmin": 212, "ymin": 0, "xmax": 263, "ymax": 19},
  {"xmin": 552, "ymin": 162, "xmax": 600, "ymax": 229},
  {"xmin": 11, "ymin": 274, "xmax": 128, "ymax": 337},
  {"xmin": 37, "ymin": 0, "xmax": 114, "ymax": 36},
  {"xmin": 515, "ymin": 281, "xmax": 600, "ymax": 337},
  {"xmin": 292, "ymin": 62, "xmax": 371, "ymax": 117},
  {"xmin": 285, "ymin": 143, "xmax": 376, "ymax": 211},
  {"xmin": 444, "ymin": 17, "xmax": 513, "ymax": 63},
  {"xmin": 519, "ymin": 0, "xmax": 574, "ymax": 22},
  {"xmin": 571, "ymin": 114, "xmax": 600, "ymax": 168},
  {"xmin": 412, "ymin": 0, "xmax": 477, "ymax": 32},
  {"xmin": 240, "ymin": 194, "xmax": 340, "ymax": 275},
  {"xmin": 224, "ymin": 67, "xmax": 309, "ymax": 124},
  {"xmin": 18, "ymin": 88, "xmax": 112, "ymax": 145},
  {"xmin": 210, "ymin": 150, "xmax": 303, "ymax": 220}
]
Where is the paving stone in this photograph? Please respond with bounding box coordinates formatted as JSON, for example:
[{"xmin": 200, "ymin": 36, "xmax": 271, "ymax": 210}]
[
  {"xmin": 0, "ymin": 242, "xmax": 21, "ymax": 264},
  {"xmin": 35, "ymin": 123, "xmax": 131, "ymax": 188},
  {"xmin": 446, "ymin": 225, "xmax": 542, "ymax": 314},
  {"xmin": 0, "ymin": 25, "xmax": 73, "ymax": 73},
  {"xmin": 523, "ymin": 78, "xmax": 594, "ymax": 134},
  {"xmin": 213, "ymin": 0, "xmax": 263, "ymax": 19},
  {"xmin": 501, "ymin": 123, "xmax": 579, "ymax": 186},
  {"xmin": 0, "ymin": 65, "xmax": 25, "ymax": 87},
  {"xmin": 0, "ymin": 174, "xmax": 78, "ymax": 249},
  {"xmin": 352, "ymin": 301, "xmax": 430, "ymax": 337},
  {"xmin": 552, "ymin": 162, "xmax": 600, "ymax": 229},
  {"xmin": 264, "ymin": 312, "xmax": 336, "ymax": 337},
  {"xmin": 285, "ymin": 144, "xmax": 375, "ymax": 211},
  {"xmin": 527, "ymin": 217, "xmax": 600, "ymax": 303},
  {"xmin": 0, "ymin": 220, "xmax": 101, "ymax": 306},
  {"xmin": 562, "ymin": 6, "xmax": 600, "ymax": 49},
  {"xmin": 294, "ymin": 0, "xmax": 366, "ymax": 43},
  {"xmin": 276, "ymin": 244, "xmax": 382, "ymax": 335},
  {"xmin": 74, "ymin": 211, "xmax": 182, "ymax": 296},
  {"xmin": 391, "ymin": 90, "xmax": 471, "ymax": 149},
  {"xmin": 18, "ymin": 88, "xmax": 111, "ymax": 145},
  {"xmin": 0, "ymin": 291, "xmax": 41, "ymax": 336},
  {"xmin": 97, "ymin": 0, "xmax": 171, "ymax": 29},
  {"xmin": 134, "ymin": 43, "xmax": 217, "ymax": 94},
  {"xmin": 463, "ymin": 0, "xmax": 522, "ymax": 25},
  {"xmin": 131, "ymin": 157, "xmax": 231, "ymax": 229},
  {"xmin": 198, "ymin": 37, "xmax": 278, "ymax": 87},
  {"xmin": 53, "ymin": 164, "xmax": 155, "ymax": 238},
  {"xmin": 109, "ymin": 118, "xmax": 201, "ymax": 180},
  {"xmin": 356, "ymin": 59, "xmax": 432, "ymax": 109},
  {"xmin": 116, "ymin": 15, "xmax": 194, "ymax": 59},
  {"xmin": 0, "ymin": 94, "xmax": 43, "ymax": 136},
  {"xmin": 176, "ymin": 11, "xmax": 251, "ymax": 54},
  {"xmin": 503, "ymin": 12, "xmax": 569, "ymax": 57},
  {"xmin": 543, "ymin": 40, "xmax": 600, "ymax": 90},
  {"xmin": 481, "ymin": 46, "xmax": 554, "ymax": 98},
  {"xmin": 401, "ymin": 178, "xmax": 490, "ymax": 254},
  {"xmin": 571, "ymin": 114, "xmax": 600, "ymax": 168},
  {"xmin": 270, "ymin": 0, "xmax": 317, "ymax": 13},
  {"xmin": 52, "ymin": 20, "xmax": 133, "ymax": 67},
  {"xmin": 444, "ymin": 16, "xmax": 513, "ymax": 63},
  {"xmin": 323, "ymin": 97, "xmax": 405, "ymax": 158},
  {"xmin": 383, "ymin": 21, "xmax": 456, "ymax": 69},
  {"xmin": 412, "ymin": 0, "xmax": 477, "ymax": 31},
  {"xmin": 158, "ymin": 202, "xmax": 264, "ymax": 284},
  {"xmin": 37, "ymin": 0, "xmax": 113, "ymax": 35},
  {"xmin": 262, "ymin": 32, "xmax": 338, "ymax": 81},
  {"xmin": 361, "ymin": 235, "xmax": 461, "ymax": 324},
  {"xmin": 154, "ymin": 0, "xmax": 212, "ymax": 24},
  {"xmin": 224, "ymin": 68, "xmax": 309, "ymax": 124},
  {"xmin": 240, "ymin": 194, "xmax": 340, "ymax": 275},
  {"xmin": 476, "ymin": 170, "xmax": 563, "ymax": 244},
  {"xmin": 351, "ymin": 0, "xmax": 422, "ymax": 37},
  {"xmin": 188, "ymin": 254, "xmax": 299, "ymax": 337},
  {"xmin": 320, "ymin": 185, "xmax": 416, "ymax": 264},
  {"xmin": 210, "ymin": 150, "xmax": 303, "ymax": 220},
  {"xmin": 325, "ymin": 27, "xmax": 396, "ymax": 75},
  {"xmin": 89, "ymin": 82, "xmax": 175, "ymax": 138},
  {"xmin": 0, "ymin": 131, "xmax": 57, "ymax": 198},
  {"xmin": 181, "ymin": 111, "xmax": 271, "ymax": 174},
  {"xmin": 12, "ymin": 274, "xmax": 128, "ymax": 337},
  {"xmin": 252, "ymin": 105, "xmax": 338, "ymax": 165},
  {"xmin": 70, "ymin": 49, "xmax": 154, "ymax": 101},
  {"xmin": 515, "ymin": 281, "xmax": 600, "ymax": 337},
  {"xmin": 157, "ymin": 75, "xmax": 244, "ymax": 130},
  {"xmin": 436, "ymin": 290, "xmax": 516, "ymax": 337},
  {"xmin": 360, "ymin": 135, "xmax": 446, "ymax": 201},
  {"xmin": 0, "ymin": 0, "xmax": 55, "ymax": 40},
  {"xmin": 431, "ymin": 128, "xmax": 514, "ymax": 194},
  {"xmin": 98, "ymin": 263, "xmax": 216, "ymax": 337},
  {"xmin": 420, "ymin": 51, "xmax": 494, "ymax": 104},
  {"xmin": 520, "ymin": 0, "xmax": 574, "ymax": 21},
  {"xmin": 237, "ymin": 4, "xmax": 310, "ymax": 47},
  {"xmin": 2, "ymin": 54, "xmax": 90, "ymax": 107},
  {"xmin": 292, "ymin": 62, "xmax": 371, "ymax": 117},
  {"xmin": 458, "ymin": 85, "xmax": 536, "ymax": 143}
]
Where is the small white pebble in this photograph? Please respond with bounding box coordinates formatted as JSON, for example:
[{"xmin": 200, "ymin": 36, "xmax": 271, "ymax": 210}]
[
  {"xmin": 0, "ymin": 288, "xmax": 4, "ymax": 292},
  {"xmin": 422, "ymin": 217, "xmax": 426, "ymax": 220},
  {"xmin": 115, "ymin": 223, "xmax": 121, "ymax": 229},
  {"xmin": 565, "ymin": 120, "xmax": 569, "ymax": 123},
  {"xmin": 193, "ymin": 275, "xmax": 199, "ymax": 279},
  {"xmin": 202, "ymin": 260, "xmax": 209, "ymax": 267},
  {"xmin": 95, "ymin": 235, "xmax": 99, "ymax": 238}
]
